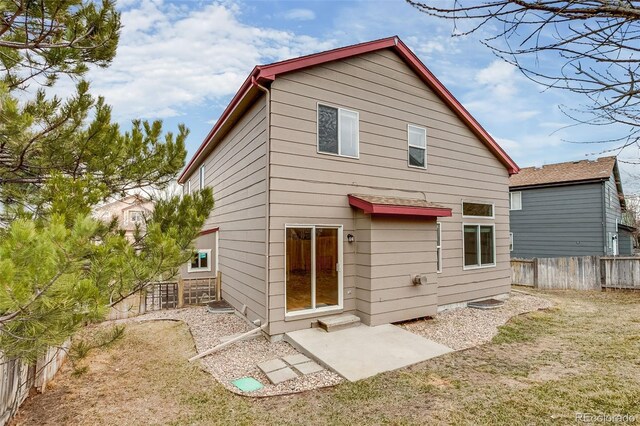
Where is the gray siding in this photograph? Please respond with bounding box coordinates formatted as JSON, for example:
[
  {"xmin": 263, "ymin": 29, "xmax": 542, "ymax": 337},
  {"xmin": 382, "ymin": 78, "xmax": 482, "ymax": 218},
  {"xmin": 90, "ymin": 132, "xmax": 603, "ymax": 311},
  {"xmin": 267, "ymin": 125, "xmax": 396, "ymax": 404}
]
[
  {"xmin": 267, "ymin": 49, "xmax": 511, "ymax": 334},
  {"xmin": 619, "ymin": 228, "xmax": 634, "ymax": 256},
  {"xmin": 179, "ymin": 232, "xmax": 217, "ymax": 279},
  {"xmin": 355, "ymin": 213, "xmax": 438, "ymax": 326},
  {"xmin": 185, "ymin": 97, "xmax": 268, "ymax": 324},
  {"xmin": 510, "ymin": 182, "xmax": 605, "ymax": 258}
]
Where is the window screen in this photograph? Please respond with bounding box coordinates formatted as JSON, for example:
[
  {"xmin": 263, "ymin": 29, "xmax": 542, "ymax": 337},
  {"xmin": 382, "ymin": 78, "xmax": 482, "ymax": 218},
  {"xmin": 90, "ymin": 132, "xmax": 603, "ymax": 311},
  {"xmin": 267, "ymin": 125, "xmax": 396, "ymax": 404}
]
[{"xmin": 318, "ymin": 105, "xmax": 339, "ymax": 154}]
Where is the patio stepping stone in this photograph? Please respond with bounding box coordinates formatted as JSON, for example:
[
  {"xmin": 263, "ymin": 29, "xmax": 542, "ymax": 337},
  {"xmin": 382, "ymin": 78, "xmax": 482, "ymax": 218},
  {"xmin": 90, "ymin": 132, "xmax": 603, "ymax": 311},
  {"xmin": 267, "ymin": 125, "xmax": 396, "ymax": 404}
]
[
  {"xmin": 282, "ymin": 353, "xmax": 311, "ymax": 366},
  {"xmin": 293, "ymin": 360, "xmax": 324, "ymax": 375},
  {"xmin": 231, "ymin": 377, "xmax": 263, "ymax": 392},
  {"xmin": 257, "ymin": 358, "xmax": 287, "ymax": 374},
  {"xmin": 265, "ymin": 367, "xmax": 298, "ymax": 385}
]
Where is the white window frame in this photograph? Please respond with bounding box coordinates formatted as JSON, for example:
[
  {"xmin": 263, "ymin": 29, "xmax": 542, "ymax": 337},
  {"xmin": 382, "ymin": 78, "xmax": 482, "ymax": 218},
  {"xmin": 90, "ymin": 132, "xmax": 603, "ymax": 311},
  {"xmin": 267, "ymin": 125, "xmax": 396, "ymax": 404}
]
[
  {"xmin": 436, "ymin": 222, "xmax": 442, "ymax": 273},
  {"xmin": 187, "ymin": 180, "xmax": 191, "ymax": 195},
  {"xmin": 462, "ymin": 223, "xmax": 496, "ymax": 270},
  {"xmin": 510, "ymin": 232, "xmax": 514, "ymax": 252},
  {"xmin": 316, "ymin": 103, "xmax": 360, "ymax": 159},
  {"xmin": 188, "ymin": 249, "xmax": 212, "ymax": 272},
  {"xmin": 407, "ymin": 124, "xmax": 427, "ymax": 169},
  {"xmin": 462, "ymin": 201, "xmax": 495, "ymax": 219},
  {"xmin": 509, "ymin": 192, "xmax": 522, "ymax": 211},
  {"xmin": 284, "ymin": 224, "xmax": 344, "ymax": 318},
  {"xmin": 199, "ymin": 164, "xmax": 205, "ymax": 190},
  {"xmin": 128, "ymin": 210, "xmax": 144, "ymax": 224}
]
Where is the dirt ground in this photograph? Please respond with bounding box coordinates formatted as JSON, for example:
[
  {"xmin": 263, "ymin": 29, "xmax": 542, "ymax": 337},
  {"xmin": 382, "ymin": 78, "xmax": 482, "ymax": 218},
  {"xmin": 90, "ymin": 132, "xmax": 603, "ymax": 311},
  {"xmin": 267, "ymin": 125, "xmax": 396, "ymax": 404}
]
[{"xmin": 12, "ymin": 289, "xmax": 640, "ymax": 425}]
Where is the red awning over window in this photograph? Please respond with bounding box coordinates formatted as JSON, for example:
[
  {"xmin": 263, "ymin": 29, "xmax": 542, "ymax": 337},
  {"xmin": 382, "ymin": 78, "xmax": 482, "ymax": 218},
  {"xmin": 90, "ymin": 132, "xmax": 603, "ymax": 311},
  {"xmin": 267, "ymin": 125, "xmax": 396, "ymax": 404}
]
[{"xmin": 348, "ymin": 194, "xmax": 452, "ymax": 218}]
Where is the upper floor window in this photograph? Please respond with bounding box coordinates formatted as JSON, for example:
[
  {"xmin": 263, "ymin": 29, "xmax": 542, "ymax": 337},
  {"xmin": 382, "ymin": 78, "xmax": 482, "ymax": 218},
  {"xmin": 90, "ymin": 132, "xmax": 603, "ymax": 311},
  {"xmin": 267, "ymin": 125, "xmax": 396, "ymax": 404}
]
[
  {"xmin": 317, "ymin": 104, "xmax": 359, "ymax": 158},
  {"xmin": 407, "ymin": 125, "xmax": 427, "ymax": 168},
  {"xmin": 128, "ymin": 210, "xmax": 144, "ymax": 224},
  {"xmin": 187, "ymin": 180, "xmax": 191, "ymax": 195},
  {"xmin": 199, "ymin": 164, "xmax": 205, "ymax": 190},
  {"xmin": 462, "ymin": 202, "xmax": 494, "ymax": 218},
  {"xmin": 509, "ymin": 192, "xmax": 522, "ymax": 211}
]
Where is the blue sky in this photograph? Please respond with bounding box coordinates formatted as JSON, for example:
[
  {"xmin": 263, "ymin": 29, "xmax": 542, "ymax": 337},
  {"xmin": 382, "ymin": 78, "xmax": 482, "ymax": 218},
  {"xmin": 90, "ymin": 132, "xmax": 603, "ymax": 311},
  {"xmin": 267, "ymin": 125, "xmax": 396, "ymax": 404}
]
[{"xmin": 70, "ymin": 0, "xmax": 638, "ymax": 191}]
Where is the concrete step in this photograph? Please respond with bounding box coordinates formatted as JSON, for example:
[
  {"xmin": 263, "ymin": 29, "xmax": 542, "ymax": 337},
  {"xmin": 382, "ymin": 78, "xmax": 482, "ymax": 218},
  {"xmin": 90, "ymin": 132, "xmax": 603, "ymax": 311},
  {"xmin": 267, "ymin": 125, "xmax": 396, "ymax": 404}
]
[{"xmin": 317, "ymin": 314, "xmax": 361, "ymax": 332}]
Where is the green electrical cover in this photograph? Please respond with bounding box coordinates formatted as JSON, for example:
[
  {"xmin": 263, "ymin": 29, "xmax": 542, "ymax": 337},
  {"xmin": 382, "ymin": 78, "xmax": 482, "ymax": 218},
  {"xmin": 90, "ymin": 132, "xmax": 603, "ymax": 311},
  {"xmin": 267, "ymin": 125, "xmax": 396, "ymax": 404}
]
[{"xmin": 231, "ymin": 377, "xmax": 264, "ymax": 392}]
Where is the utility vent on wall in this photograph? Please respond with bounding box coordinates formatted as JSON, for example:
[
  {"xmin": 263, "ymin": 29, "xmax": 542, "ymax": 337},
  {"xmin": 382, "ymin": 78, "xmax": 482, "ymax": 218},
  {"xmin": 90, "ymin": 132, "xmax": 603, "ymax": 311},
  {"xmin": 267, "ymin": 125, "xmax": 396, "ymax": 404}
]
[{"xmin": 411, "ymin": 274, "xmax": 428, "ymax": 285}]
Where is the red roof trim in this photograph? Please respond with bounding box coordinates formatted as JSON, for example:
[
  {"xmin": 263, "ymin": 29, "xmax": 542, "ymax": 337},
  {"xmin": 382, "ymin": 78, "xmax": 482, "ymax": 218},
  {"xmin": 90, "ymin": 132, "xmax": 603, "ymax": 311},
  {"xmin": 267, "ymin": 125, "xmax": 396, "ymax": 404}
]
[
  {"xmin": 199, "ymin": 227, "xmax": 219, "ymax": 236},
  {"xmin": 179, "ymin": 36, "xmax": 519, "ymax": 182},
  {"xmin": 178, "ymin": 68, "xmax": 261, "ymax": 183},
  {"xmin": 348, "ymin": 195, "xmax": 452, "ymax": 218},
  {"xmin": 258, "ymin": 37, "xmax": 398, "ymax": 80},
  {"xmin": 392, "ymin": 40, "xmax": 519, "ymax": 175}
]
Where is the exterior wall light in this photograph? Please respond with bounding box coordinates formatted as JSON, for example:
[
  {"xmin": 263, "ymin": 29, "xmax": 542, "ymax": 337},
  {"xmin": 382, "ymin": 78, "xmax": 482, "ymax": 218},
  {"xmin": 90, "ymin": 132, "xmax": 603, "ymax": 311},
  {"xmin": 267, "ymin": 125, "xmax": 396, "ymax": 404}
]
[{"xmin": 347, "ymin": 234, "xmax": 355, "ymax": 243}]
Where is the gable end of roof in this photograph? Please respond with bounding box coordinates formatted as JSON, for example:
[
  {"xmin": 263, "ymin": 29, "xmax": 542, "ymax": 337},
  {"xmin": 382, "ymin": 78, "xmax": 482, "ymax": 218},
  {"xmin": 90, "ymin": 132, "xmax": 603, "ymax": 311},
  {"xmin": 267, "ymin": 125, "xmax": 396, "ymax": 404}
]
[{"xmin": 179, "ymin": 36, "xmax": 519, "ymax": 183}]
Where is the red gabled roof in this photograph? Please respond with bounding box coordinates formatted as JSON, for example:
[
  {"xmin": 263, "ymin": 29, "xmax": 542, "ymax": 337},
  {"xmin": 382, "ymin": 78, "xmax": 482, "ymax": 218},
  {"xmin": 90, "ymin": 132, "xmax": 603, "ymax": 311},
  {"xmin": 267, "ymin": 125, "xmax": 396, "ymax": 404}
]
[{"xmin": 179, "ymin": 36, "xmax": 519, "ymax": 183}]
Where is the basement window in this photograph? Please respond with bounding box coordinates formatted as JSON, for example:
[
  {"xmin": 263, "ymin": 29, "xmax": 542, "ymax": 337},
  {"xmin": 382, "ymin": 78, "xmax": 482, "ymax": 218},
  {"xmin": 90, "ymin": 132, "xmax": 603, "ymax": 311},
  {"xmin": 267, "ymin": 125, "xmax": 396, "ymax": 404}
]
[
  {"xmin": 317, "ymin": 104, "xmax": 359, "ymax": 158},
  {"xmin": 188, "ymin": 249, "xmax": 211, "ymax": 272}
]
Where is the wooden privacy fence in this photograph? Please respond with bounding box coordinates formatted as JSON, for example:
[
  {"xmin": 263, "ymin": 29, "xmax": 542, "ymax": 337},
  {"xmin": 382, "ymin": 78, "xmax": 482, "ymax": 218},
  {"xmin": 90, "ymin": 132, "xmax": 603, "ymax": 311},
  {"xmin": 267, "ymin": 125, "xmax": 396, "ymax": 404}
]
[
  {"xmin": 109, "ymin": 274, "xmax": 221, "ymax": 319},
  {"xmin": 601, "ymin": 257, "xmax": 640, "ymax": 290},
  {"xmin": 511, "ymin": 256, "xmax": 640, "ymax": 291},
  {"xmin": 1, "ymin": 340, "xmax": 70, "ymax": 426}
]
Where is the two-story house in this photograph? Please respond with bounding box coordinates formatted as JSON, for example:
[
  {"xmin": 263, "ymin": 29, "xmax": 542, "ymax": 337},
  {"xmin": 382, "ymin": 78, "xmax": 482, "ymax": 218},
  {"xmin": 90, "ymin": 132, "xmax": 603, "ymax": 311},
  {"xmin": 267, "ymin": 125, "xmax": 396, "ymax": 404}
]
[
  {"xmin": 93, "ymin": 194, "xmax": 154, "ymax": 241},
  {"xmin": 178, "ymin": 37, "xmax": 520, "ymax": 336},
  {"xmin": 509, "ymin": 157, "xmax": 635, "ymax": 258}
]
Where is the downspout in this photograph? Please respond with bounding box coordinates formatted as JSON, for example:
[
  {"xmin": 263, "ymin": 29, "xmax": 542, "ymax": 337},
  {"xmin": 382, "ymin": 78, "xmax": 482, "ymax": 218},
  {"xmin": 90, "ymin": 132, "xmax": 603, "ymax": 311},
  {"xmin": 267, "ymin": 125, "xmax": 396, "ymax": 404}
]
[
  {"xmin": 253, "ymin": 77, "xmax": 271, "ymax": 332},
  {"xmin": 602, "ymin": 180, "xmax": 607, "ymax": 255}
]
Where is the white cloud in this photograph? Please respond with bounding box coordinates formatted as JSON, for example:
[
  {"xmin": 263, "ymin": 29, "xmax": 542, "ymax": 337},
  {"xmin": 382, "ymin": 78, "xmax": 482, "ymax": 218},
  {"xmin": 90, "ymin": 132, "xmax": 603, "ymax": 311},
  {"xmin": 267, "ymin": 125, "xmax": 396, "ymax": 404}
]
[
  {"xmin": 54, "ymin": 1, "xmax": 335, "ymax": 121},
  {"xmin": 475, "ymin": 60, "xmax": 519, "ymax": 99},
  {"xmin": 282, "ymin": 8, "xmax": 316, "ymax": 21}
]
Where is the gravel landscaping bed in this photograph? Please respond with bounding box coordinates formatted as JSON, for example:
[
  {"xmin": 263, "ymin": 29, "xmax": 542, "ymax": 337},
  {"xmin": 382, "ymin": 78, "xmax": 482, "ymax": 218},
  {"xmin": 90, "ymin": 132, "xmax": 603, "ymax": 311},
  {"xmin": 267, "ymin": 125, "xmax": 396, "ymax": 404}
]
[
  {"xmin": 132, "ymin": 308, "xmax": 343, "ymax": 396},
  {"xmin": 400, "ymin": 291, "xmax": 554, "ymax": 350}
]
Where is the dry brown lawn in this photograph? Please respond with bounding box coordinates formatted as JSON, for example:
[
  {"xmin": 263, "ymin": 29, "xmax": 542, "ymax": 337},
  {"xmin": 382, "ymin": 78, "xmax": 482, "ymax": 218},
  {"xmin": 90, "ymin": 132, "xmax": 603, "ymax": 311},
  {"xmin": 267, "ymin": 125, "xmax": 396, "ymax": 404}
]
[{"xmin": 12, "ymin": 289, "xmax": 640, "ymax": 425}]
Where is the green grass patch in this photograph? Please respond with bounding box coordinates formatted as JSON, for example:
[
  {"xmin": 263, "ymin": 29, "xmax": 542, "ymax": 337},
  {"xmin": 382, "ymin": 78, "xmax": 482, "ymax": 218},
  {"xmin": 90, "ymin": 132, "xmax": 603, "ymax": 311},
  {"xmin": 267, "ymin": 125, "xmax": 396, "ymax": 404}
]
[{"xmin": 493, "ymin": 310, "xmax": 558, "ymax": 344}]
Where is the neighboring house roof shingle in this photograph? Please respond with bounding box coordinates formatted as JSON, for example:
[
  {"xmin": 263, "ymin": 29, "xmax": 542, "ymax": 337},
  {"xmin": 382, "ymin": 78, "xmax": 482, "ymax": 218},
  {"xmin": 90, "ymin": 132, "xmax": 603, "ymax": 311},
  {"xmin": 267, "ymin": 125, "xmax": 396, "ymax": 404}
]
[
  {"xmin": 509, "ymin": 156, "xmax": 617, "ymax": 188},
  {"xmin": 179, "ymin": 36, "xmax": 519, "ymax": 183}
]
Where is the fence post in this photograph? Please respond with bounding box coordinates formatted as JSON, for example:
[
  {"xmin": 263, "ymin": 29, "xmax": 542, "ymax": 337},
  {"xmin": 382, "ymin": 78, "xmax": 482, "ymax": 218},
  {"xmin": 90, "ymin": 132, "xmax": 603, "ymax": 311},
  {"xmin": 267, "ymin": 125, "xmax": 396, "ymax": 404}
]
[
  {"xmin": 216, "ymin": 271, "xmax": 222, "ymax": 301},
  {"xmin": 533, "ymin": 258, "xmax": 539, "ymax": 288},
  {"xmin": 177, "ymin": 278, "xmax": 184, "ymax": 308}
]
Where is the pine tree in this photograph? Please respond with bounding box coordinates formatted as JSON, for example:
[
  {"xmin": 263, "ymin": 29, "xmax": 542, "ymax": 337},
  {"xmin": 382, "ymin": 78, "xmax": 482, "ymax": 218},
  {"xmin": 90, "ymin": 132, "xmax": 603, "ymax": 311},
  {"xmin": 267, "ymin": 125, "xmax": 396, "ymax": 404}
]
[{"xmin": 0, "ymin": 1, "xmax": 214, "ymax": 361}]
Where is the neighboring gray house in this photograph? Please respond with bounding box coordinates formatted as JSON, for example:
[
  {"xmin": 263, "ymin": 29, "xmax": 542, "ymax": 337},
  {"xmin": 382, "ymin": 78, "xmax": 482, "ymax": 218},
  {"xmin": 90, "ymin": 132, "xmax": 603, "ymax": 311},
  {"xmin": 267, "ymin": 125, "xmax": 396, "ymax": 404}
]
[{"xmin": 509, "ymin": 157, "xmax": 635, "ymax": 258}]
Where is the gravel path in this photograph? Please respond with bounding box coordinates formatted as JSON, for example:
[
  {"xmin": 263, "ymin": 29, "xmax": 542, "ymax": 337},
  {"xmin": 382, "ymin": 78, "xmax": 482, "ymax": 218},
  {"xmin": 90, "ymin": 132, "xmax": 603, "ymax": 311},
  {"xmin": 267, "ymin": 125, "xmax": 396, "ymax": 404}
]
[
  {"xmin": 131, "ymin": 308, "xmax": 343, "ymax": 396},
  {"xmin": 125, "ymin": 291, "xmax": 551, "ymax": 395},
  {"xmin": 400, "ymin": 292, "xmax": 554, "ymax": 350}
]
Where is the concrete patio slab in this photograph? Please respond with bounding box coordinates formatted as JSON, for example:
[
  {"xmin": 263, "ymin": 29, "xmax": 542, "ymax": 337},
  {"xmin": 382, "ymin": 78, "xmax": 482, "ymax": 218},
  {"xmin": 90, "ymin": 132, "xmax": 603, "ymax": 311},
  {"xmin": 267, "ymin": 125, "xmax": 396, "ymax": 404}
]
[{"xmin": 285, "ymin": 324, "xmax": 453, "ymax": 382}]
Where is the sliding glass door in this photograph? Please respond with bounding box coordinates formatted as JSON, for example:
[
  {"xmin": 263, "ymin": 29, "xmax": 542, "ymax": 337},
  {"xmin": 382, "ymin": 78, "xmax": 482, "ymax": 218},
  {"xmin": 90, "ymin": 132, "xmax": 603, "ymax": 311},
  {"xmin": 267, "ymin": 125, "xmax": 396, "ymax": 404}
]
[{"xmin": 285, "ymin": 225, "xmax": 342, "ymax": 314}]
